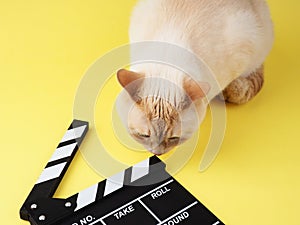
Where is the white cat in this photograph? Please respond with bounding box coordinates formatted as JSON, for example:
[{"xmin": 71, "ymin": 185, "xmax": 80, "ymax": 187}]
[{"xmin": 116, "ymin": 0, "xmax": 274, "ymax": 155}]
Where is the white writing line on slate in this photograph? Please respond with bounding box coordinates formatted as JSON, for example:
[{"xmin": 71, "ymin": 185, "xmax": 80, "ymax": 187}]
[{"xmin": 156, "ymin": 201, "xmax": 198, "ymax": 225}]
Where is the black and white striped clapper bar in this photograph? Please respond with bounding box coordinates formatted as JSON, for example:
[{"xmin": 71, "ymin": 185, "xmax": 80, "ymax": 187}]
[{"xmin": 20, "ymin": 119, "xmax": 225, "ymax": 225}]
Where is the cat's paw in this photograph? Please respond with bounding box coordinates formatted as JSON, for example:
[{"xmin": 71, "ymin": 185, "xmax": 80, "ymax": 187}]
[
  {"xmin": 222, "ymin": 66, "xmax": 264, "ymax": 104},
  {"xmin": 222, "ymin": 77, "xmax": 251, "ymax": 104}
]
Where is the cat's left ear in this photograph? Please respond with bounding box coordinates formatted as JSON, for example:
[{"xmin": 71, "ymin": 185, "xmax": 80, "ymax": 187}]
[
  {"xmin": 183, "ymin": 77, "xmax": 210, "ymax": 101},
  {"xmin": 117, "ymin": 69, "xmax": 144, "ymax": 101}
]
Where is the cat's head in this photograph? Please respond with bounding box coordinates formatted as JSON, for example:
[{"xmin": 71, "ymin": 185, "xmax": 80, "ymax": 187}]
[{"xmin": 116, "ymin": 69, "xmax": 210, "ymax": 155}]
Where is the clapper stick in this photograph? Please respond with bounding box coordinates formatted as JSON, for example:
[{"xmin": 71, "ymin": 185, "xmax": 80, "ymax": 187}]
[
  {"xmin": 20, "ymin": 120, "xmax": 89, "ymax": 222},
  {"xmin": 20, "ymin": 120, "xmax": 225, "ymax": 225}
]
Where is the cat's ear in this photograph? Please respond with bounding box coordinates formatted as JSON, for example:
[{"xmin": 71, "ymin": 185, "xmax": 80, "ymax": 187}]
[
  {"xmin": 117, "ymin": 69, "xmax": 144, "ymax": 101},
  {"xmin": 183, "ymin": 77, "xmax": 210, "ymax": 101}
]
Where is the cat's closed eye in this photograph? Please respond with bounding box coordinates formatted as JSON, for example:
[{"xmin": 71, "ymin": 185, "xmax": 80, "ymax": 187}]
[
  {"xmin": 168, "ymin": 137, "xmax": 180, "ymax": 141},
  {"xmin": 139, "ymin": 133, "xmax": 150, "ymax": 138},
  {"xmin": 133, "ymin": 132, "xmax": 150, "ymax": 139}
]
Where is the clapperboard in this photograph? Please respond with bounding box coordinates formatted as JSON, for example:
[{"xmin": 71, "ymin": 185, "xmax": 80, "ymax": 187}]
[{"xmin": 20, "ymin": 120, "xmax": 225, "ymax": 225}]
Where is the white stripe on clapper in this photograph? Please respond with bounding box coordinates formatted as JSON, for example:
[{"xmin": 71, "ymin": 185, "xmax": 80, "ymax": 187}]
[
  {"xmin": 49, "ymin": 143, "xmax": 77, "ymax": 162},
  {"xmin": 131, "ymin": 158, "xmax": 150, "ymax": 182},
  {"xmin": 36, "ymin": 162, "xmax": 67, "ymax": 184},
  {"xmin": 61, "ymin": 125, "xmax": 87, "ymax": 143},
  {"xmin": 103, "ymin": 170, "xmax": 125, "ymax": 196},
  {"xmin": 75, "ymin": 184, "xmax": 98, "ymax": 211},
  {"xmin": 212, "ymin": 221, "xmax": 220, "ymax": 225}
]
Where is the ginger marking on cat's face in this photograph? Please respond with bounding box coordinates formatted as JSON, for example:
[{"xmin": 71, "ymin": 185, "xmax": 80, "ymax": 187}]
[
  {"xmin": 122, "ymin": 93, "xmax": 181, "ymax": 155},
  {"xmin": 132, "ymin": 97, "xmax": 182, "ymax": 155},
  {"xmin": 117, "ymin": 69, "xmax": 210, "ymax": 155}
]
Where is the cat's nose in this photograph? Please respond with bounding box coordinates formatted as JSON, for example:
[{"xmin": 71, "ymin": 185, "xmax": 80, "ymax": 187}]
[
  {"xmin": 150, "ymin": 150, "xmax": 162, "ymax": 155},
  {"xmin": 149, "ymin": 148, "xmax": 164, "ymax": 156}
]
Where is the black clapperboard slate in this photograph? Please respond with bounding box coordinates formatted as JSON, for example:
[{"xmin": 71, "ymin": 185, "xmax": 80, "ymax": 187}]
[{"xmin": 20, "ymin": 120, "xmax": 225, "ymax": 225}]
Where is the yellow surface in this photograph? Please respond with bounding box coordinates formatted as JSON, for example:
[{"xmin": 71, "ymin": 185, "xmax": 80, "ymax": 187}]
[{"xmin": 1, "ymin": 1, "xmax": 299, "ymax": 224}]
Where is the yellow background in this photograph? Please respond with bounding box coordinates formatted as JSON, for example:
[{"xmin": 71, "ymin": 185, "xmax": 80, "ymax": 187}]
[{"xmin": 1, "ymin": 1, "xmax": 299, "ymax": 224}]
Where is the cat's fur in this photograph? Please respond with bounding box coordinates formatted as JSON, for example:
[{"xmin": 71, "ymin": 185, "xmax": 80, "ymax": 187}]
[{"xmin": 117, "ymin": 0, "xmax": 274, "ymax": 155}]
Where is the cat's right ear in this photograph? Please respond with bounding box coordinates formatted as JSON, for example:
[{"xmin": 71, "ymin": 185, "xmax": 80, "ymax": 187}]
[
  {"xmin": 117, "ymin": 69, "xmax": 144, "ymax": 102},
  {"xmin": 183, "ymin": 77, "xmax": 210, "ymax": 101}
]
